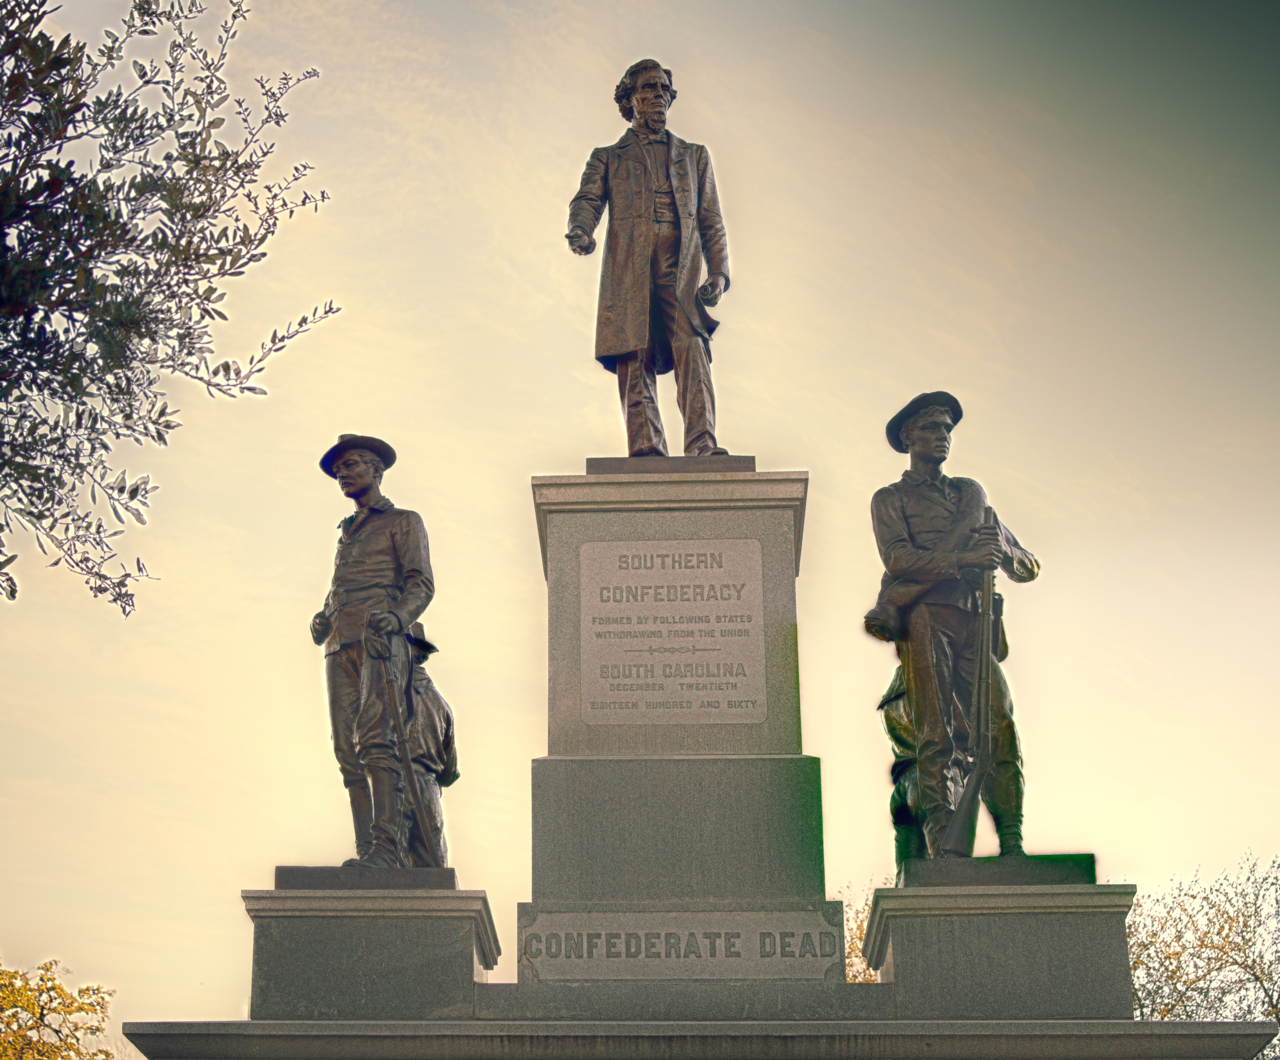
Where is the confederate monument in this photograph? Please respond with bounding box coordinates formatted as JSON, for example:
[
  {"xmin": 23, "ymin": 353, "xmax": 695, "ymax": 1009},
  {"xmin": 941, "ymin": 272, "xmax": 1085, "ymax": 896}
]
[
  {"xmin": 310, "ymin": 433, "xmax": 457, "ymax": 869},
  {"xmin": 567, "ymin": 59, "xmax": 731, "ymax": 458},
  {"xmin": 864, "ymin": 393, "xmax": 1039, "ymax": 867},
  {"xmin": 120, "ymin": 65, "xmax": 1278, "ymax": 1060}
]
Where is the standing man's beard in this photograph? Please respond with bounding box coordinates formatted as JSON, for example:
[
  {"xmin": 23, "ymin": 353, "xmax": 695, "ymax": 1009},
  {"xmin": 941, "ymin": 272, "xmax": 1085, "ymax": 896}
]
[{"xmin": 640, "ymin": 110, "xmax": 667, "ymax": 133}]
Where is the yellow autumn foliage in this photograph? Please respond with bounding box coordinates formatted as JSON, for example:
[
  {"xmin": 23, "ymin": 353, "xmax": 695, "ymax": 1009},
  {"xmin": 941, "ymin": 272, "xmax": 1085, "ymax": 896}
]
[
  {"xmin": 1128, "ymin": 853, "xmax": 1278, "ymax": 1045},
  {"xmin": 0, "ymin": 960, "xmax": 114, "ymax": 1060}
]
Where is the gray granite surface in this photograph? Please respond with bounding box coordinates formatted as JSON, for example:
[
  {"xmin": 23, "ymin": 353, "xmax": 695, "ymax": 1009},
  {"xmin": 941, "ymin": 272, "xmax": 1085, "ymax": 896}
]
[
  {"xmin": 585, "ymin": 455, "xmax": 757, "ymax": 475},
  {"xmin": 478, "ymin": 979, "xmax": 889, "ymax": 1021},
  {"xmin": 534, "ymin": 478, "xmax": 808, "ymax": 756},
  {"xmin": 865, "ymin": 884, "xmax": 1136, "ymax": 1021},
  {"xmin": 243, "ymin": 888, "xmax": 499, "ymax": 1020},
  {"xmin": 123, "ymin": 1017, "xmax": 1280, "ymax": 1060},
  {"xmin": 531, "ymin": 756, "xmax": 824, "ymax": 902},
  {"xmin": 273, "ymin": 865, "xmax": 458, "ymax": 890},
  {"xmin": 249, "ymin": 914, "xmax": 480, "ymax": 1020},
  {"xmin": 899, "ymin": 854, "xmax": 1095, "ymax": 888},
  {"xmin": 516, "ymin": 900, "xmax": 845, "ymax": 984}
]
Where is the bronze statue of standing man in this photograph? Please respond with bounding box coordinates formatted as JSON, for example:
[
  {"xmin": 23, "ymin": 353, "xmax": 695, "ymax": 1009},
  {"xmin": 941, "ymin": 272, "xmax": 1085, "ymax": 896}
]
[
  {"xmin": 865, "ymin": 394, "xmax": 1040, "ymax": 866},
  {"xmin": 568, "ymin": 59, "xmax": 731, "ymax": 458},
  {"xmin": 310, "ymin": 434, "xmax": 438, "ymax": 869}
]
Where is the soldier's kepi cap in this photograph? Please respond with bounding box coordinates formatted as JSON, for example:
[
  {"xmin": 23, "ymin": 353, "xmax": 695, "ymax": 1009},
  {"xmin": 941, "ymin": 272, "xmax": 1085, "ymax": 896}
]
[
  {"xmin": 885, "ymin": 391, "xmax": 963, "ymax": 453},
  {"xmin": 319, "ymin": 434, "xmax": 397, "ymax": 478}
]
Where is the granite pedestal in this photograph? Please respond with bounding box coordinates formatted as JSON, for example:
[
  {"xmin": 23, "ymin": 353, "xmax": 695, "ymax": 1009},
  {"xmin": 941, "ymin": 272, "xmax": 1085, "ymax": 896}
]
[{"xmin": 244, "ymin": 874, "xmax": 499, "ymax": 1021}]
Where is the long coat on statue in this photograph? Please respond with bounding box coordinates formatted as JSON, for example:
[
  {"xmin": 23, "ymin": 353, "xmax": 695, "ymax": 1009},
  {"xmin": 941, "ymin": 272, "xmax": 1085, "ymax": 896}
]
[{"xmin": 568, "ymin": 128, "xmax": 731, "ymax": 374}]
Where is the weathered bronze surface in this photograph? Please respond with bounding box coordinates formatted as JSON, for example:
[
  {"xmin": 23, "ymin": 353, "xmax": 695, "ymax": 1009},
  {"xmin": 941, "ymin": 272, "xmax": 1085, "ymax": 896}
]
[
  {"xmin": 568, "ymin": 59, "xmax": 731, "ymax": 458},
  {"xmin": 310, "ymin": 434, "xmax": 455, "ymax": 869},
  {"xmin": 865, "ymin": 394, "xmax": 1040, "ymax": 866}
]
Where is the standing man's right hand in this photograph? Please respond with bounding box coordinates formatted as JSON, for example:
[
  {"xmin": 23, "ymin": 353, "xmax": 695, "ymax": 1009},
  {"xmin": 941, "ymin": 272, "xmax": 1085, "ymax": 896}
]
[
  {"xmin": 310, "ymin": 611, "xmax": 332, "ymax": 646},
  {"xmin": 566, "ymin": 227, "xmax": 596, "ymax": 255},
  {"xmin": 959, "ymin": 525, "xmax": 1004, "ymax": 571}
]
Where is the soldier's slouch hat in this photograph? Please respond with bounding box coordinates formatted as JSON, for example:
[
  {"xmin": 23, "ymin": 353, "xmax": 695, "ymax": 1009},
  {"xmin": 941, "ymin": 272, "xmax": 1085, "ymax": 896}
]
[
  {"xmin": 319, "ymin": 434, "xmax": 397, "ymax": 477},
  {"xmin": 886, "ymin": 392, "xmax": 963, "ymax": 453},
  {"xmin": 408, "ymin": 620, "xmax": 439, "ymax": 661}
]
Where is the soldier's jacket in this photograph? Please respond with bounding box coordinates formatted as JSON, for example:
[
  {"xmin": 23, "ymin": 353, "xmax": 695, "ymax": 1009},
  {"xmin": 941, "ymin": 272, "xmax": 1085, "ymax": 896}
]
[
  {"xmin": 321, "ymin": 496, "xmax": 433, "ymax": 654},
  {"xmin": 870, "ymin": 470, "xmax": 1038, "ymax": 614}
]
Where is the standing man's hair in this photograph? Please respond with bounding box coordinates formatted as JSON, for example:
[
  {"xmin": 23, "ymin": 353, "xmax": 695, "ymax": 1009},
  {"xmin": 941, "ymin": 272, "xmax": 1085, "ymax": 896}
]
[{"xmin": 614, "ymin": 59, "xmax": 677, "ymax": 121}]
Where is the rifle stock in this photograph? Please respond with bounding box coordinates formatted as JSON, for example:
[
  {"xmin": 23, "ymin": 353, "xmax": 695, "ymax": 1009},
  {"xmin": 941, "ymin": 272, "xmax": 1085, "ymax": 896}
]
[{"xmin": 940, "ymin": 507, "xmax": 996, "ymax": 857}]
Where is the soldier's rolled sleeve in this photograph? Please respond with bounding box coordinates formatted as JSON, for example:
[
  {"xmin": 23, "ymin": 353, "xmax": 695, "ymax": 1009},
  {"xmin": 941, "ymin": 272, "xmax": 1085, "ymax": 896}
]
[
  {"xmin": 871, "ymin": 486, "xmax": 962, "ymax": 582},
  {"xmin": 568, "ymin": 148, "xmax": 608, "ymax": 236},
  {"xmin": 388, "ymin": 512, "xmax": 434, "ymax": 632},
  {"xmin": 696, "ymin": 147, "xmax": 730, "ymax": 286},
  {"xmin": 994, "ymin": 512, "xmax": 1040, "ymax": 583}
]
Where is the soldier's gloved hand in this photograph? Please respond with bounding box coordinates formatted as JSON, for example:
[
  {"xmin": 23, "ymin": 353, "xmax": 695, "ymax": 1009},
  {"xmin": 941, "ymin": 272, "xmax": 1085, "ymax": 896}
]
[
  {"xmin": 367, "ymin": 610, "xmax": 402, "ymax": 637},
  {"xmin": 310, "ymin": 611, "xmax": 331, "ymax": 645},
  {"xmin": 566, "ymin": 227, "xmax": 596, "ymax": 256},
  {"xmin": 697, "ymin": 273, "xmax": 726, "ymax": 307}
]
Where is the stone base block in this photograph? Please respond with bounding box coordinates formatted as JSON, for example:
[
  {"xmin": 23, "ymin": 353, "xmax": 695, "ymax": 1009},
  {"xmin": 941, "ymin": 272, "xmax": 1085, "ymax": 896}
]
[
  {"xmin": 585, "ymin": 455, "xmax": 757, "ymax": 475},
  {"xmin": 898, "ymin": 853, "xmax": 1095, "ymax": 888},
  {"xmin": 274, "ymin": 865, "xmax": 458, "ymax": 890},
  {"xmin": 243, "ymin": 888, "xmax": 499, "ymax": 1020},
  {"xmin": 864, "ymin": 884, "xmax": 1136, "ymax": 1020},
  {"xmin": 532, "ymin": 755, "xmax": 825, "ymax": 902},
  {"xmin": 480, "ymin": 979, "xmax": 892, "ymax": 1021},
  {"xmin": 124, "ymin": 1017, "xmax": 1279, "ymax": 1060},
  {"xmin": 517, "ymin": 900, "xmax": 845, "ymax": 984}
]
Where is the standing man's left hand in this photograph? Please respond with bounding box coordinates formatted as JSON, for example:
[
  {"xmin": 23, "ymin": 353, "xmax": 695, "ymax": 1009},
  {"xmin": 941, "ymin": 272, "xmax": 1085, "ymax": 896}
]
[{"xmin": 697, "ymin": 273, "xmax": 726, "ymax": 307}]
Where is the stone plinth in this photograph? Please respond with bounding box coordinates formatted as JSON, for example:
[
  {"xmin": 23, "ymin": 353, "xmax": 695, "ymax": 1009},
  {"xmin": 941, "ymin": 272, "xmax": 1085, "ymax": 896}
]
[
  {"xmin": 244, "ymin": 888, "xmax": 499, "ymax": 1021},
  {"xmin": 531, "ymin": 468, "xmax": 807, "ymax": 757},
  {"xmin": 898, "ymin": 853, "xmax": 1095, "ymax": 888},
  {"xmin": 531, "ymin": 754, "xmax": 824, "ymax": 902},
  {"xmin": 863, "ymin": 884, "xmax": 1136, "ymax": 1020},
  {"xmin": 274, "ymin": 864, "xmax": 459, "ymax": 889}
]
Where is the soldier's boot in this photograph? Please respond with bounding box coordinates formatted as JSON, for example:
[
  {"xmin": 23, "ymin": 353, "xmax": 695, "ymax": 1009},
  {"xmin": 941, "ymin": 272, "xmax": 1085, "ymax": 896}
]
[
  {"xmin": 894, "ymin": 821, "xmax": 928, "ymax": 870},
  {"xmin": 989, "ymin": 805, "xmax": 1025, "ymax": 857},
  {"xmin": 890, "ymin": 776, "xmax": 927, "ymax": 872},
  {"xmin": 343, "ymin": 768, "xmax": 406, "ymax": 869},
  {"xmin": 347, "ymin": 781, "xmax": 373, "ymax": 861},
  {"xmin": 984, "ymin": 767, "xmax": 1026, "ymax": 857}
]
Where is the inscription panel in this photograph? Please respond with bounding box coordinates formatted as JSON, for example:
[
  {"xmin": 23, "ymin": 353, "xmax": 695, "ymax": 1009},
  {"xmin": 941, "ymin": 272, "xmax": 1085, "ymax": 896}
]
[
  {"xmin": 580, "ymin": 539, "xmax": 766, "ymax": 726},
  {"xmin": 521, "ymin": 911, "xmax": 841, "ymax": 981}
]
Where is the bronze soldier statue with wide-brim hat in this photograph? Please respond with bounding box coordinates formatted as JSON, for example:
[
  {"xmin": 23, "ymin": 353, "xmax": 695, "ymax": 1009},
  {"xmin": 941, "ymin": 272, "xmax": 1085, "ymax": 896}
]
[
  {"xmin": 310, "ymin": 433, "xmax": 438, "ymax": 868},
  {"xmin": 865, "ymin": 394, "xmax": 1039, "ymax": 865}
]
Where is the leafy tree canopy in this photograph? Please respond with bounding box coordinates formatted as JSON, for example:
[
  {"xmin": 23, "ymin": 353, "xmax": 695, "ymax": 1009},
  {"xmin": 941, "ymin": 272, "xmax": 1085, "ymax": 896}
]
[
  {"xmin": 1129, "ymin": 853, "xmax": 1279, "ymax": 1048},
  {"xmin": 1, "ymin": 0, "xmax": 337, "ymax": 613},
  {"xmin": 0, "ymin": 959, "xmax": 113, "ymax": 1060}
]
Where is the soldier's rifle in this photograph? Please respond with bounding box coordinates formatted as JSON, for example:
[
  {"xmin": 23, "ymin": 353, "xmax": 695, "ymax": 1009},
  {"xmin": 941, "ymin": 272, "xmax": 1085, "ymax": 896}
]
[{"xmin": 941, "ymin": 506, "xmax": 996, "ymax": 857}]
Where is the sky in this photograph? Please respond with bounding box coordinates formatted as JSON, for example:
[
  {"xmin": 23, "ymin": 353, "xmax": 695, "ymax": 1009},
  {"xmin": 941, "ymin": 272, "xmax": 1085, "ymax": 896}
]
[{"xmin": 2, "ymin": 0, "xmax": 1278, "ymax": 1034}]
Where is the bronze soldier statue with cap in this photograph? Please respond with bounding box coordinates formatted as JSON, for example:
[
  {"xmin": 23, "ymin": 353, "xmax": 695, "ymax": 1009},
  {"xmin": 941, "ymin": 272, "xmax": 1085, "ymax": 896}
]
[
  {"xmin": 310, "ymin": 434, "xmax": 455, "ymax": 869},
  {"xmin": 864, "ymin": 394, "xmax": 1040, "ymax": 867},
  {"xmin": 567, "ymin": 59, "xmax": 732, "ymax": 459}
]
